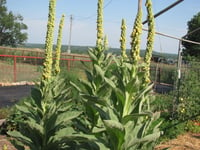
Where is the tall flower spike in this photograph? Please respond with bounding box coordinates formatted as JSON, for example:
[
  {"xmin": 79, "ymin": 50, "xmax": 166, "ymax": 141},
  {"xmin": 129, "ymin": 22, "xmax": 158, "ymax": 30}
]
[
  {"xmin": 130, "ymin": 0, "xmax": 143, "ymax": 64},
  {"xmin": 54, "ymin": 14, "xmax": 65, "ymax": 75},
  {"xmin": 41, "ymin": 0, "xmax": 56, "ymax": 84},
  {"xmin": 96, "ymin": 0, "xmax": 104, "ymax": 50},
  {"xmin": 120, "ymin": 19, "xmax": 127, "ymax": 60},
  {"xmin": 143, "ymin": 0, "xmax": 155, "ymax": 84}
]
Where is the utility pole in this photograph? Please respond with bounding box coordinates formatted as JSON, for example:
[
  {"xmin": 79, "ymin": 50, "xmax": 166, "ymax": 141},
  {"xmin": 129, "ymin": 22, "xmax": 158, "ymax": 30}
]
[{"xmin": 67, "ymin": 15, "xmax": 73, "ymax": 54}]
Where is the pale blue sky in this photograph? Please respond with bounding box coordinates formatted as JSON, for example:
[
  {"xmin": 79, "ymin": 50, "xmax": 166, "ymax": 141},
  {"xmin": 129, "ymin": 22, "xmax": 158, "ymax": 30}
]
[{"xmin": 6, "ymin": 0, "xmax": 200, "ymax": 54}]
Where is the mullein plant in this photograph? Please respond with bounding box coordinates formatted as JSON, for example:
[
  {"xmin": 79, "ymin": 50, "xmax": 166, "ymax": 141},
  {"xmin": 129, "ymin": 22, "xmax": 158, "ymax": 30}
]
[
  {"xmin": 72, "ymin": 0, "xmax": 162, "ymax": 149},
  {"xmin": 7, "ymin": 1, "xmax": 93, "ymax": 149},
  {"xmin": 143, "ymin": 0, "xmax": 155, "ymax": 85},
  {"xmin": 54, "ymin": 14, "xmax": 65, "ymax": 75},
  {"xmin": 72, "ymin": 0, "xmax": 114, "ymax": 132}
]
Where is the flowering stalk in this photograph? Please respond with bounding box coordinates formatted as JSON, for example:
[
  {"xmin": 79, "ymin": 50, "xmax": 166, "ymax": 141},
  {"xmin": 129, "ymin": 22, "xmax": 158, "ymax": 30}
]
[
  {"xmin": 41, "ymin": 0, "xmax": 56, "ymax": 84},
  {"xmin": 96, "ymin": 0, "xmax": 104, "ymax": 50},
  {"xmin": 130, "ymin": 0, "xmax": 143, "ymax": 64},
  {"xmin": 143, "ymin": 0, "xmax": 155, "ymax": 84},
  {"xmin": 120, "ymin": 19, "xmax": 127, "ymax": 60},
  {"xmin": 54, "ymin": 14, "xmax": 65, "ymax": 75}
]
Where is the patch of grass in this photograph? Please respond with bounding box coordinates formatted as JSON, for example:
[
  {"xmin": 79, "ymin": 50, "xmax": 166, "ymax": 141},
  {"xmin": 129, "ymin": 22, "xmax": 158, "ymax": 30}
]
[{"xmin": 0, "ymin": 107, "xmax": 12, "ymax": 119}]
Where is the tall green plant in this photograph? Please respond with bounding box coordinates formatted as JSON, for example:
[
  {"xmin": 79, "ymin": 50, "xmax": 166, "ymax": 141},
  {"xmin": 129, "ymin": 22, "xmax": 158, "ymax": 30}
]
[
  {"xmin": 7, "ymin": 1, "xmax": 95, "ymax": 149},
  {"xmin": 72, "ymin": 0, "xmax": 162, "ymax": 149},
  {"xmin": 72, "ymin": 0, "xmax": 114, "ymax": 132},
  {"xmin": 8, "ymin": 77, "xmax": 83, "ymax": 150}
]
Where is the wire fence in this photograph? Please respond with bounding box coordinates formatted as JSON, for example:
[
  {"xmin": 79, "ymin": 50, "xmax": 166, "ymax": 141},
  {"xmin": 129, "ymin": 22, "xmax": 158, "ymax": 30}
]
[
  {"xmin": 0, "ymin": 46, "xmax": 177, "ymax": 94},
  {"xmin": 0, "ymin": 54, "xmax": 92, "ymax": 82},
  {"xmin": 0, "ymin": 46, "xmax": 91, "ymax": 82}
]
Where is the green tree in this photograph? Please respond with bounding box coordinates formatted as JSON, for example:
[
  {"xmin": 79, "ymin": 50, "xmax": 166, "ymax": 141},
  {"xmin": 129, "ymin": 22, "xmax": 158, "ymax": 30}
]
[
  {"xmin": 0, "ymin": 0, "xmax": 28, "ymax": 47},
  {"xmin": 182, "ymin": 12, "xmax": 200, "ymax": 59}
]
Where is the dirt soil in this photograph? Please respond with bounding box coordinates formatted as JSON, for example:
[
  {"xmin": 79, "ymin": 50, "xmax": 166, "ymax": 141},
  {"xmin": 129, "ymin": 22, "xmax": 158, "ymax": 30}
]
[
  {"xmin": 155, "ymin": 133, "xmax": 200, "ymax": 150},
  {"xmin": 0, "ymin": 135, "xmax": 16, "ymax": 150},
  {"xmin": 0, "ymin": 133, "xmax": 199, "ymax": 150}
]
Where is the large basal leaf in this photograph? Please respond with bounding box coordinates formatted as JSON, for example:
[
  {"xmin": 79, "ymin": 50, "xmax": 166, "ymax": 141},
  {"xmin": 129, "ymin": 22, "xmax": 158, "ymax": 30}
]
[
  {"xmin": 49, "ymin": 127, "xmax": 76, "ymax": 143},
  {"xmin": 15, "ymin": 104, "xmax": 35, "ymax": 117},
  {"xmin": 25, "ymin": 118, "xmax": 43, "ymax": 136},
  {"xmin": 10, "ymin": 139, "xmax": 26, "ymax": 150},
  {"xmin": 103, "ymin": 120, "xmax": 125, "ymax": 150},
  {"xmin": 122, "ymin": 113, "xmax": 150, "ymax": 125},
  {"xmin": 81, "ymin": 94, "xmax": 107, "ymax": 107},
  {"xmin": 55, "ymin": 111, "xmax": 82, "ymax": 126},
  {"xmin": 31, "ymin": 87, "xmax": 42, "ymax": 108},
  {"xmin": 8, "ymin": 130, "xmax": 33, "ymax": 147},
  {"xmin": 126, "ymin": 131, "xmax": 162, "ymax": 149}
]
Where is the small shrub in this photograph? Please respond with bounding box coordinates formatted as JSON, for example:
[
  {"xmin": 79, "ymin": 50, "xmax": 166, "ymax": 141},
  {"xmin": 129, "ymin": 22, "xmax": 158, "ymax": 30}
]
[
  {"xmin": 177, "ymin": 62, "xmax": 200, "ymax": 120},
  {"xmin": 159, "ymin": 119, "xmax": 186, "ymax": 141},
  {"xmin": 185, "ymin": 116, "xmax": 200, "ymax": 133}
]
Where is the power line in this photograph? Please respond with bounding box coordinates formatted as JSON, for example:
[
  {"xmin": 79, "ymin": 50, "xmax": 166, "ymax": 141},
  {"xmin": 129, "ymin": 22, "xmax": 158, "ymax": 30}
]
[
  {"xmin": 74, "ymin": 0, "xmax": 113, "ymax": 21},
  {"xmin": 104, "ymin": 0, "xmax": 113, "ymax": 9}
]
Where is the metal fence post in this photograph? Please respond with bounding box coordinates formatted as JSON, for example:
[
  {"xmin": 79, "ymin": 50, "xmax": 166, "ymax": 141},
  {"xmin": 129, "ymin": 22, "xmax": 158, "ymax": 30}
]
[
  {"xmin": 158, "ymin": 68, "xmax": 161, "ymax": 84},
  {"xmin": 13, "ymin": 56, "xmax": 17, "ymax": 82}
]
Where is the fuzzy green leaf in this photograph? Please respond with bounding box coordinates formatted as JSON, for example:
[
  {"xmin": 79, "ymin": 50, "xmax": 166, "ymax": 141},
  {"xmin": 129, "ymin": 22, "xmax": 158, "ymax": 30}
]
[
  {"xmin": 8, "ymin": 130, "xmax": 33, "ymax": 146},
  {"xmin": 103, "ymin": 120, "xmax": 125, "ymax": 150},
  {"xmin": 122, "ymin": 113, "xmax": 149, "ymax": 125},
  {"xmin": 127, "ymin": 131, "xmax": 162, "ymax": 149},
  {"xmin": 31, "ymin": 87, "xmax": 42, "ymax": 108}
]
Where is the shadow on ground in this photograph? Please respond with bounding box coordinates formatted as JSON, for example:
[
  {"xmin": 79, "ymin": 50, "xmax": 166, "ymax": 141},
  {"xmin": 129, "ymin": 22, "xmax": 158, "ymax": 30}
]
[
  {"xmin": 0, "ymin": 83, "xmax": 173, "ymax": 108},
  {"xmin": 0, "ymin": 85, "xmax": 34, "ymax": 108}
]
